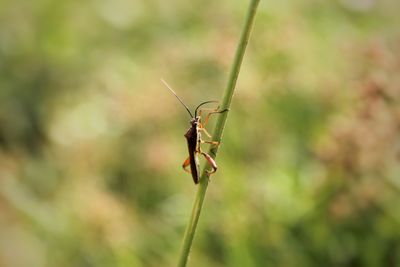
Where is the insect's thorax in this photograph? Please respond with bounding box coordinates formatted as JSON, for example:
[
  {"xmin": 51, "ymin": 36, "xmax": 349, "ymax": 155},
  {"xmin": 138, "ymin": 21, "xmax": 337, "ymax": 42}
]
[
  {"xmin": 185, "ymin": 117, "xmax": 200, "ymax": 140},
  {"xmin": 191, "ymin": 116, "xmax": 201, "ymax": 126},
  {"xmin": 184, "ymin": 116, "xmax": 202, "ymax": 152}
]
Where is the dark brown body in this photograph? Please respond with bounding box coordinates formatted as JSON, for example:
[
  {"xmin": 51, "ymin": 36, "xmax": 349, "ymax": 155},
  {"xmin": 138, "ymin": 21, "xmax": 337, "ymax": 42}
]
[{"xmin": 184, "ymin": 118, "xmax": 200, "ymax": 183}]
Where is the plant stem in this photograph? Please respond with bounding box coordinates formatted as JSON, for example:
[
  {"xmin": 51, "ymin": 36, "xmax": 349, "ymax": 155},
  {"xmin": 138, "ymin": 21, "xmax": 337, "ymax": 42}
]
[{"xmin": 177, "ymin": 1, "xmax": 260, "ymax": 266}]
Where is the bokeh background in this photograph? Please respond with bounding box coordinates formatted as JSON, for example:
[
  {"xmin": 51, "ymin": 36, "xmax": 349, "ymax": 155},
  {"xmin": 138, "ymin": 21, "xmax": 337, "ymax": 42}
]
[{"xmin": 1, "ymin": 0, "xmax": 400, "ymax": 266}]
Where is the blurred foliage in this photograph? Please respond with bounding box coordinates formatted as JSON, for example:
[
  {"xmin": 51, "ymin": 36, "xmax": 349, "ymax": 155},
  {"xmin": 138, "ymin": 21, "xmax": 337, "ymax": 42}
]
[{"xmin": 1, "ymin": 0, "xmax": 400, "ymax": 266}]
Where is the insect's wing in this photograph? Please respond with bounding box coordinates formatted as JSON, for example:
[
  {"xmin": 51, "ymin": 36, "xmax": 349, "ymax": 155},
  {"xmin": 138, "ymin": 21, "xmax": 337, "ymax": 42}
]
[{"xmin": 185, "ymin": 125, "xmax": 200, "ymax": 184}]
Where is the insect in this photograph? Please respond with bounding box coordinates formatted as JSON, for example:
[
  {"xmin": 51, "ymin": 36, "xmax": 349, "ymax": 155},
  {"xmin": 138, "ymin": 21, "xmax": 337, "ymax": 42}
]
[{"xmin": 162, "ymin": 79, "xmax": 228, "ymax": 184}]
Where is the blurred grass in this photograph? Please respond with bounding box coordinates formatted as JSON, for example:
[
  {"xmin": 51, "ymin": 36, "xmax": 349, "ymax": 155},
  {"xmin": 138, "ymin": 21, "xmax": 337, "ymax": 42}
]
[{"xmin": 1, "ymin": 0, "xmax": 400, "ymax": 267}]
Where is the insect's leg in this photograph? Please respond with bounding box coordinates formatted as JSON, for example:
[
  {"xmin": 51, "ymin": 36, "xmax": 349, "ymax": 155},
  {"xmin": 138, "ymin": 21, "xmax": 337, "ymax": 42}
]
[
  {"xmin": 197, "ymin": 107, "xmax": 218, "ymax": 118},
  {"xmin": 199, "ymin": 108, "xmax": 229, "ymax": 127},
  {"xmin": 201, "ymin": 140, "xmax": 220, "ymax": 146},
  {"xmin": 197, "ymin": 107, "xmax": 229, "ymax": 143},
  {"xmin": 182, "ymin": 156, "xmax": 191, "ymax": 173},
  {"xmin": 198, "ymin": 123, "xmax": 212, "ymax": 138},
  {"xmin": 198, "ymin": 124, "xmax": 221, "ymax": 146},
  {"xmin": 197, "ymin": 123, "xmax": 221, "ymax": 145},
  {"xmin": 201, "ymin": 152, "xmax": 218, "ymax": 174}
]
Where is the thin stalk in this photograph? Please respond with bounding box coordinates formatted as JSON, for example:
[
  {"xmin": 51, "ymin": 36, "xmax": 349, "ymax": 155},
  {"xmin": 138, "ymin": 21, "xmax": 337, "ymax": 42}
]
[{"xmin": 177, "ymin": 1, "xmax": 260, "ymax": 266}]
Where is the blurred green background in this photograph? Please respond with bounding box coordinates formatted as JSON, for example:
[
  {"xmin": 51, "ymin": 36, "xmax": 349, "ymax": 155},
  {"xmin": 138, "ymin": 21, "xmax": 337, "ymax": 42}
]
[{"xmin": 1, "ymin": 0, "xmax": 400, "ymax": 266}]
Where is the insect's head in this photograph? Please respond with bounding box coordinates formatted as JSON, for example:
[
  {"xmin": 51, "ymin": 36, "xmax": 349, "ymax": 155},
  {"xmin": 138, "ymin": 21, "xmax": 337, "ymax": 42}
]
[{"xmin": 190, "ymin": 116, "xmax": 201, "ymax": 126}]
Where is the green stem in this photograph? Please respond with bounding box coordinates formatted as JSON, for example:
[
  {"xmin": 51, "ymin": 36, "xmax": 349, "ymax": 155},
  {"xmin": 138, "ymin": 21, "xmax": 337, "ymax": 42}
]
[{"xmin": 177, "ymin": 1, "xmax": 260, "ymax": 266}]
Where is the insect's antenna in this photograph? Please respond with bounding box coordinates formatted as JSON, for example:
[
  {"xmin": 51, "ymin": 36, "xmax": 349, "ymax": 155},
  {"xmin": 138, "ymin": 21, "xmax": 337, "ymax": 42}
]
[
  {"xmin": 194, "ymin": 100, "xmax": 219, "ymax": 117},
  {"xmin": 161, "ymin": 79, "xmax": 194, "ymax": 118}
]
